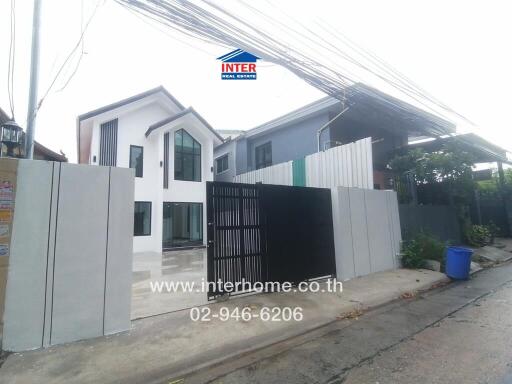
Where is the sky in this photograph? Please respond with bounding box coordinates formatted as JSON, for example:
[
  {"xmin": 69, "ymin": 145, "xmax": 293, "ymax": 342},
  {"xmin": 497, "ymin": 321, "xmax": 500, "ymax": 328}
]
[{"xmin": 1, "ymin": 0, "xmax": 511, "ymax": 163}]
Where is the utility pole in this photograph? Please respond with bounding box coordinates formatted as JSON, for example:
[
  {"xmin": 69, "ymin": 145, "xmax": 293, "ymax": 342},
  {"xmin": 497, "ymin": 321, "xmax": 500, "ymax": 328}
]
[{"xmin": 25, "ymin": 0, "xmax": 42, "ymax": 159}]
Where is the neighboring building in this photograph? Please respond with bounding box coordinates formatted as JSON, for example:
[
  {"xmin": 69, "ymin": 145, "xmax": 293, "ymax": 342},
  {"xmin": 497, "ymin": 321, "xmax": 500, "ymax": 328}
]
[
  {"xmin": 77, "ymin": 86, "xmax": 223, "ymax": 253},
  {"xmin": 217, "ymin": 129, "xmax": 244, "ymax": 141},
  {"xmin": 213, "ymin": 83, "xmax": 456, "ymax": 188},
  {"xmin": 0, "ymin": 107, "xmax": 68, "ymax": 162}
]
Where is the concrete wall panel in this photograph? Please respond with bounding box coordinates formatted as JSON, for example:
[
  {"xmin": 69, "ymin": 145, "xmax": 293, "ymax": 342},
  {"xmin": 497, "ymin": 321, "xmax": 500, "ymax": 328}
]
[
  {"xmin": 50, "ymin": 163, "xmax": 110, "ymax": 345},
  {"xmin": 348, "ymin": 188, "xmax": 371, "ymax": 277},
  {"xmin": 332, "ymin": 186, "xmax": 401, "ymax": 281},
  {"xmin": 104, "ymin": 167, "xmax": 134, "ymax": 334},
  {"xmin": 43, "ymin": 162, "xmax": 60, "ymax": 347},
  {"xmin": 386, "ymin": 191, "xmax": 402, "ymax": 268},
  {"xmin": 332, "ymin": 187, "xmax": 356, "ymax": 281},
  {"xmin": 365, "ymin": 189, "xmax": 394, "ymax": 273},
  {"xmin": 3, "ymin": 160, "xmax": 53, "ymax": 350}
]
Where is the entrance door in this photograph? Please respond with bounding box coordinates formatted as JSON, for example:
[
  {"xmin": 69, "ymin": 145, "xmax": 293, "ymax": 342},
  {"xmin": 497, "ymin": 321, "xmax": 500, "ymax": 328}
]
[{"xmin": 162, "ymin": 202, "xmax": 203, "ymax": 249}]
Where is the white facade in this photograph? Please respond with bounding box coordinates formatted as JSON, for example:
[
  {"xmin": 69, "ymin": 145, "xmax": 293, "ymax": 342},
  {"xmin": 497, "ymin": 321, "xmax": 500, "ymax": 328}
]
[{"xmin": 77, "ymin": 87, "xmax": 223, "ymax": 253}]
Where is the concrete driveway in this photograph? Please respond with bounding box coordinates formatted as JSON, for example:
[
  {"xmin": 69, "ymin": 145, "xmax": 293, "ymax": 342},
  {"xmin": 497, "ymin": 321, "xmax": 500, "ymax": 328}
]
[{"xmin": 131, "ymin": 247, "xmax": 208, "ymax": 319}]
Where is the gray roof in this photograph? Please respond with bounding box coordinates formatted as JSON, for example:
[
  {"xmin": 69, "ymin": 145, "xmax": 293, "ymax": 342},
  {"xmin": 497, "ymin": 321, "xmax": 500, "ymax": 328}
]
[
  {"xmin": 236, "ymin": 83, "xmax": 457, "ymax": 141},
  {"xmin": 145, "ymin": 107, "xmax": 224, "ymax": 142},
  {"xmin": 77, "ymin": 86, "xmax": 185, "ymax": 122}
]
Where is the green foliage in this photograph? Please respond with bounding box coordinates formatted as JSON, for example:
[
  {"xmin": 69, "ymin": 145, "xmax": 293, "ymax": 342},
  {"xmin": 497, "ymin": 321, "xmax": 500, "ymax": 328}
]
[
  {"xmin": 401, "ymin": 232, "xmax": 446, "ymax": 269},
  {"xmin": 476, "ymin": 168, "xmax": 512, "ymax": 200},
  {"xmin": 486, "ymin": 221, "xmax": 500, "ymax": 243},
  {"xmin": 464, "ymin": 224, "xmax": 491, "ymax": 247},
  {"xmin": 388, "ymin": 143, "xmax": 477, "ymax": 205},
  {"xmin": 389, "ymin": 143, "xmax": 476, "ymax": 184}
]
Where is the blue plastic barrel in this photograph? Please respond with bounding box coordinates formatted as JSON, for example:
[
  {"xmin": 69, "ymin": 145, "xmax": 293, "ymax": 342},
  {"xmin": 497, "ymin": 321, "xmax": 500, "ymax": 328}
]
[{"xmin": 445, "ymin": 246, "xmax": 473, "ymax": 280}]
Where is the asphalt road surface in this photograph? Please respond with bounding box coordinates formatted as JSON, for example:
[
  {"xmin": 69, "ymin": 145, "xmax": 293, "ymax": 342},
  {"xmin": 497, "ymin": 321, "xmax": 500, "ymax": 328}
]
[{"xmin": 177, "ymin": 262, "xmax": 512, "ymax": 384}]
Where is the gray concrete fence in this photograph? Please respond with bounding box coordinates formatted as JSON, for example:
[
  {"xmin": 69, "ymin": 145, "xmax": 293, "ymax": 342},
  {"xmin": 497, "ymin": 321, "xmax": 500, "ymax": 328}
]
[
  {"xmin": 331, "ymin": 187, "xmax": 402, "ymax": 281},
  {"xmin": 1, "ymin": 159, "xmax": 134, "ymax": 351}
]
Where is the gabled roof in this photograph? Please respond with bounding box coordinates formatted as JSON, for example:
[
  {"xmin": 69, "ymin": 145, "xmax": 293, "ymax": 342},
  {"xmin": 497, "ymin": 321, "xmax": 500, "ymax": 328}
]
[
  {"xmin": 77, "ymin": 86, "xmax": 185, "ymax": 122},
  {"xmin": 217, "ymin": 49, "xmax": 261, "ymax": 63},
  {"xmin": 236, "ymin": 83, "xmax": 456, "ymax": 141},
  {"xmin": 145, "ymin": 107, "xmax": 224, "ymax": 142}
]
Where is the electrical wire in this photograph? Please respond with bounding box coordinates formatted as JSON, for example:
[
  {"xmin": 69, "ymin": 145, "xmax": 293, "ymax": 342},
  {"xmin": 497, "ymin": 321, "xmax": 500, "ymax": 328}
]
[
  {"xmin": 36, "ymin": 0, "xmax": 103, "ymax": 114},
  {"xmin": 7, "ymin": 0, "xmax": 16, "ymax": 119},
  {"xmin": 113, "ymin": 0, "xmax": 473, "ymax": 136}
]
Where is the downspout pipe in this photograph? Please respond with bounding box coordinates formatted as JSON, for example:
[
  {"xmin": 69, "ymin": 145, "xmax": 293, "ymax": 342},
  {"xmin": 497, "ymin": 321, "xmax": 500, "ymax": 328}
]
[{"xmin": 317, "ymin": 106, "xmax": 350, "ymax": 152}]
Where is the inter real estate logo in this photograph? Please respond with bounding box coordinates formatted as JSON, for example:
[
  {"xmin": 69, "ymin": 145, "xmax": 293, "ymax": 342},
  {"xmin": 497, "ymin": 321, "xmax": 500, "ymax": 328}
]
[{"xmin": 217, "ymin": 49, "xmax": 261, "ymax": 80}]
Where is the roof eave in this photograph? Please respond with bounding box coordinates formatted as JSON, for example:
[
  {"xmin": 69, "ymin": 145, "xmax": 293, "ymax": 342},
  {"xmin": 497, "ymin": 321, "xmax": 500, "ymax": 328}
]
[
  {"xmin": 145, "ymin": 108, "xmax": 224, "ymax": 144},
  {"xmin": 77, "ymin": 86, "xmax": 185, "ymax": 123}
]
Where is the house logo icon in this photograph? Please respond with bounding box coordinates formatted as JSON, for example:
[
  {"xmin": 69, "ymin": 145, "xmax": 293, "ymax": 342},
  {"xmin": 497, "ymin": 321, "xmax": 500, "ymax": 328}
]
[{"xmin": 217, "ymin": 49, "xmax": 261, "ymax": 80}]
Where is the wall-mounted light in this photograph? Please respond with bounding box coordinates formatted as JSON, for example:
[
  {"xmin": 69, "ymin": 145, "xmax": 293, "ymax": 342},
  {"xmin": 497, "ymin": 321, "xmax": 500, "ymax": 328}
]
[{"xmin": 1, "ymin": 120, "xmax": 24, "ymax": 158}]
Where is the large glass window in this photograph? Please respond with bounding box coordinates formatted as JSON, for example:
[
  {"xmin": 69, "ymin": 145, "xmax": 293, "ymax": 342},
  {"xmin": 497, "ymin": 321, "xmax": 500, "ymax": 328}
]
[
  {"xmin": 134, "ymin": 201, "xmax": 151, "ymax": 236},
  {"xmin": 255, "ymin": 141, "xmax": 272, "ymax": 169},
  {"xmin": 162, "ymin": 202, "xmax": 203, "ymax": 248},
  {"xmin": 174, "ymin": 129, "xmax": 201, "ymax": 182},
  {"xmin": 129, "ymin": 145, "xmax": 143, "ymax": 177},
  {"xmin": 216, "ymin": 154, "xmax": 229, "ymax": 174}
]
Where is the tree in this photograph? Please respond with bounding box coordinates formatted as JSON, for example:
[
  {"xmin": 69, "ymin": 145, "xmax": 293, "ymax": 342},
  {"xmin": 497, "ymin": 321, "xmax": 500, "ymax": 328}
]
[{"xmin": 388, "ymin": 142, "xmax": 476, "ymax": 205}]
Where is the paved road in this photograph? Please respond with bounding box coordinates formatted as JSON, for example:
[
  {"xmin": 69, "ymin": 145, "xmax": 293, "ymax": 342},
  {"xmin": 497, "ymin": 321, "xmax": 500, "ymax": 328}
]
[{"xmin": 178, "ymin": 262, "xmax": 512, "ymax": 384}]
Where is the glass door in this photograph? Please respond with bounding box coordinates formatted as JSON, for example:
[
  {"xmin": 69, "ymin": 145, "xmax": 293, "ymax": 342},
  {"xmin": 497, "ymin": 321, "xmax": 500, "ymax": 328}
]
[{"xmin": 162, "ymin": 202, "xmax": 203, "ymax": 249}]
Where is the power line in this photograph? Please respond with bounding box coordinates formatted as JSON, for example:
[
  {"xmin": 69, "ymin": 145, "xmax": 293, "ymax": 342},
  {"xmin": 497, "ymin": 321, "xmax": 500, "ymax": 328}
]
[
  {"xmin": 35, "ymin": 0, "xmax": 103, "ymax": 116},
  {"xmin": 7, "ymin": 0, "xmax": 16, "ymax": 119},
  {"xmin": 116, "ymin": 0, "xmax": 467, "ymax": 134}
]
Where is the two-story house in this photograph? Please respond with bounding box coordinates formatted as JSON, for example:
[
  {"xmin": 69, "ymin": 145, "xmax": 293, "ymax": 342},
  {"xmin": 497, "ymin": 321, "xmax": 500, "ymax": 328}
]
[
  {"xmin": 213, "ymin": 83, "xmax": 456, "ymax": 189},
  {"xmin": 77, "ymin": 86, "xmax": 223, "ymax": 253}
]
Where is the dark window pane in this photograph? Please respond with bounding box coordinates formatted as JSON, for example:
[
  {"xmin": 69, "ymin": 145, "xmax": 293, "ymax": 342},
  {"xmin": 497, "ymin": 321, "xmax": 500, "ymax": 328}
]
[
  {"xmin": 216, "ymin": 154, "xmax": 229, "ymax": 174},
  {"xmin": 174, "ymin": 151, "xmax": 183, "ymax": 180},
  {"xmin": 129, "ymin": 145, "xmax": 143, "ymax": 177},
  {"xmin": 183, "ymin": 153, "xmax": 194, "ymax": 180},
  {"xmin": 134, "ymin": 201, "xmax": 151, "ymax": 236},
  {"xmin": 162, "ymin": 202, "xmax": 203, "ymax": 248},
  {"xmin": 182, "ymin": 131, "xmax": 194, "ymax": 153},
  {"xmin": 255, "ymin": 142, "xmax": 272, "ymax": 170},
  {"xmin": 175, "ymin": 130, "xmax": 182, "ymax": 147},
  {"xmin": 174, "ymin": 129, "xmax": 201, "ymax": 181},
  {"xmin": 193, "ymin": 140, "xmax": 201, "ymax": 155},
  {"xmin": 194, "ymin": 154, "xmax": 201, "ymax": 180}
]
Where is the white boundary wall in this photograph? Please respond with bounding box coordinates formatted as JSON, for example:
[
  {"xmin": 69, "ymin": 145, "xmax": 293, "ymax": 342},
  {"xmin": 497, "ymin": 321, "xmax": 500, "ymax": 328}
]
[
  {"xmin": 234, "ymin": 161, "xmax": 292, "ymax": 186},
  {"xmin": 234, "ymin": 137, "xmax": 373, "ymax": 189},
  {"xmin": 331, "ymin": 186, "xmax": 401, "ymax": 281}
]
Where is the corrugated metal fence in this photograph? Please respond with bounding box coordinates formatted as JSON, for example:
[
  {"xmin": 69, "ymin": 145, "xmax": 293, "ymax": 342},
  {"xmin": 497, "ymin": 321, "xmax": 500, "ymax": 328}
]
[{"xmin": 234, "ymin": 137, "xmax": 373, "ymax": 189}]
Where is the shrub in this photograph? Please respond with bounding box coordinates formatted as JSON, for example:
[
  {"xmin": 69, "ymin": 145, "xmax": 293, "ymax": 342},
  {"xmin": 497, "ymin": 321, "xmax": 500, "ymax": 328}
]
[
  {"xmin": 464, "ymin": 224, "xmax": 491, "ymax": 247},
  {"xmin": 401, "ymin": 232, "xmax": 446, "ymax": 269},
  {"xmin": 486, "ymin": 221, "xmax": 500, "ymax": 244}
]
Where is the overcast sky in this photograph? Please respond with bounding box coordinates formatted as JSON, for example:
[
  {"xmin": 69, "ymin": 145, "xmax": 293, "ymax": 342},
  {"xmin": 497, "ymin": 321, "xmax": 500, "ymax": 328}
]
[{"xmin": 1, "ymin": 0, "xmax": 511, "ymax": 162}]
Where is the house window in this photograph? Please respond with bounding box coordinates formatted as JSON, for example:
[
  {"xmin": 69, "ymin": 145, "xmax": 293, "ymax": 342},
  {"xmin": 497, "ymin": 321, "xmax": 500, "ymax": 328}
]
[
  {"xmin": 162, "ymin": 202, "xmax": 203, "ymax": 248},
  {"xmin": 255, "ymin": 142, "xmax": 272, "ymax": 169},
  {"xmin": 129, "ymin": 145, "xmax": 143, "ymax": 177},
  {"xmin": 134, "ymin": 201, "xmax": 151, "ymax": 236},
  {"xmin": 174, "ymin": 129, "xmax": 201, "ymax": 182},
  {"xmin": 216, "ymin": 154, "xmax": 229, "ymax": 174}
]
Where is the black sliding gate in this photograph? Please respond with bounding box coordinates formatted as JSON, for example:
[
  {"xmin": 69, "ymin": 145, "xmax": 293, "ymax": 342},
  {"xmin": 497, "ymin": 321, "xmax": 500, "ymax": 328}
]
[{"xmin": 206, "ymin": 181, "xmax": 336, "ymax": 299}]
